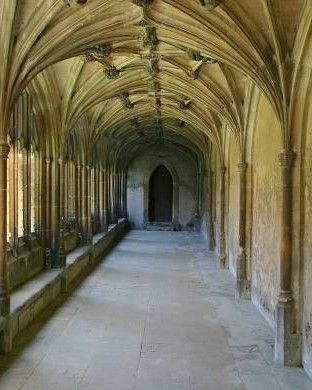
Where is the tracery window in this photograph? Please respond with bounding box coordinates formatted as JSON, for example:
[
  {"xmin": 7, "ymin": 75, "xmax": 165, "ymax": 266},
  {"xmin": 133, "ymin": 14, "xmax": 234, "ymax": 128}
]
[{"xmin": 7, "ymin": 92, "xmax": 38, "ymax": 248}]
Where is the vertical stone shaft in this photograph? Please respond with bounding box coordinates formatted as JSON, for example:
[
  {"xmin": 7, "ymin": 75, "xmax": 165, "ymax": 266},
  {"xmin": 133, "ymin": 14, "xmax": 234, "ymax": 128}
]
[
  {"xmin": 81, "ymin": 165, "xmax": 92, "ymax": 243},
  {"xmin": 58, "ymin": 158, "xmax": 66, "ymax": 266},
  {"xmin": 208, "ymin": 168, "xmax": 215, "ymax": 251},
  {"xmin": 103, "ymin": 168, "xmax": 109, "ymax": 230},
  {"xmin": 218, "ymin": 166, "xmax": 227, "ymax": 268},
  {"xmin": 45, "ymin": 158, "xmax": 52, "ymax": 266},
  {"xmin": 275, "ymin": 149, "xmax": 299, "ymax": 366},
  {"xmin": 40, "ymin": 153, "xmax": 47, "ymax": 255},
  {"xmin": 236, "ymin": 161, "xmax": 250, "ymax": 298},
  {"xmin": 0, "ymin": 143, "xmax": 10, "ymax": 315}
]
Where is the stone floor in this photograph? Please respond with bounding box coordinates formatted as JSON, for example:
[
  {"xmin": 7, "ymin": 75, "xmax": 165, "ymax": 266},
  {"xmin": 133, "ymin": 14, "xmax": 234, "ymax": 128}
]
[{"xmin": 0, "ymin": 231, "xmax": 311, "ymax": 390}]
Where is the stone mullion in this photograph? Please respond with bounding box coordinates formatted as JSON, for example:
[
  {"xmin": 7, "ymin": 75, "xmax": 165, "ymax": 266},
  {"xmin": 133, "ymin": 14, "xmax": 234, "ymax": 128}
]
[
  {"xmin": 0, "ymin": 142, "xmax": 10, "ymax": 316},
  {"xmin": 51, "ymin": 158, "xmax": 60, "ymax": 263},
  {"xmin": 123, "ymin": 171, "xmax": 127, "ymax": 218},
  {"xmin": 236, "ymin": 161, "xmax": 250, "ymax": 299},
  {"xmin": 116, "ymin": 169, "xmax": 120, "ymax": 218},
  {"xmin": 45, "ymin": 158, "xmax": 52, "ymax": 265},
  {"xmin": 113, "ymin": 168, "xmax": 118, "ymax": 223},
  {"xmin": 275, "ymin": 150, "xmax": 299, "ymax": 365},
  {"xmin": 57, "ymin": 158, "xmax": 66, "ymax": 267},
  {"xmin": 218, "ymin": 166, "xmax": 227, "ymax": 268},
  {"xmin": 75, "ymin": 165, "xmax": 81, "ymax": 233},
  {"xmin": 34, "ymin": 151, "xmax": 40, "ymax": 236},
  {"xmin": 103, "ymin": 169, "xmax": 109, "ymax": 230},
  {"xmin": 94, "ymin": 167, "xmax": 99, "ymax": 232},
  {"xmin": 39, "ymin": 153, "xmax": 47, "ymax": 263},
  {"xmin": 207, "ymin": 168, "xmax": 216, "ymax": 251},
  {"xmin": 107, "ymin": 169, "xmax": 111, "ymax": 224},
  {"xmin": 81, "ymin": 165, "xmax": 92, "ymax": 244},
  {"xmin": 8, "ymin": 143, "xmax": 17, "ymax": 250},
  {"xmin": 120, "ymin": 171, "xmax": 123, "ymax": 217},
  {"xmin": 87, "ymin": 166, "xmax": 93, "ymax": 240}
]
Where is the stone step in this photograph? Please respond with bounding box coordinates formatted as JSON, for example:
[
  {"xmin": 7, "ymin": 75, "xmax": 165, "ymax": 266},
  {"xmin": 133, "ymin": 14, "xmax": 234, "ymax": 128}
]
[{"xmin": 145, "ymin": 222, "xmax": 173, "ymax": 231}]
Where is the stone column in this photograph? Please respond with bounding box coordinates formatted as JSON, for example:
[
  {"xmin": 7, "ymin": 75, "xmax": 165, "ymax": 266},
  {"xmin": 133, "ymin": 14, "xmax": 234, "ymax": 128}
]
[
  {"xmin": 39, "ymin": 153, "xmax": 47, "ymax": 260},
  {"xmin": 0, "ymin": 143, "xmax": 10, "ymax": 315},
  {"xmin": 75, "ymin": 164, "xmax": 81, "ymax": 233},
  {"xmin": 103, "ymin": 168, "xmax": 109, "ymax": 230},
  {"xmin": 218, "ymin": 166, "xmax": 227, "ymax": 268},
  {"xmin": 236, "ymin": 161, "xmax": 250, "ymax": 299},
  {"xmin": 275, "ymin": 149, "xmax": 300, "ymax": 365},
  {"xmin": 57, "ymin": 158, "xmax": 66, "ymax": 267},
  {"xmin": 207, "ymin": 168, "xmax": 216, "ymax": 250},
  {"xmin": 45, "ymin": 157, "xmax": 52, "ymax": 267},
  {"xmin": 81, "ymin": 165, "xmax": 92, "ymax": 244}
]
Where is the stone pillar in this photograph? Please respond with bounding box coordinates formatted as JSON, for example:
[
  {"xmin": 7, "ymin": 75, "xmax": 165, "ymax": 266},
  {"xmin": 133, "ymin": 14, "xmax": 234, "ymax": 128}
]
[
  {"xmin": 208, "ymin": 168, "xmax": 216, "ymax": 250},
  {"xmin": 40, "ymin": 154, "xmax": 47, "ymax": 261},
  {"xmin": 57, "ymin": 158, "xmax": 66, "ymax": 267},
  {"xmin": 75, "ymin": 164, "xmax": 81, "ymax": 233},
  {"xmin": 275, "ymin": 149, "xmax": 300, "ymax": 365},
  {"xmin": 103, "ymin": 168, "xmax": 109, "ymax": 230},
  {"xmin": 45, "ymin": 157, "xmax": 52, "ymax": 267},
  {"xmin": 0, "ymin": 143, "xmax": 10, "ymax": 316},
  {"xmin": 218, "ymin": 166, "xmax": 227, "ymax": 268},
  {"xmin": 81, "ymin": 165, "xmax": 92, "ymax": 244},
  {"xmin": 236, "ymin": 161, "xmax": 250, "ymax": 299}
]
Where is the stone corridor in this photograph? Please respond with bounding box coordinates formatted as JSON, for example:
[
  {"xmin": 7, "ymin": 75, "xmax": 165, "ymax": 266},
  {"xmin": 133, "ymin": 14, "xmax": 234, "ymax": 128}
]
[{"xmin": 0, "ymin": 231, "xmax": 310, "ymax": 390}]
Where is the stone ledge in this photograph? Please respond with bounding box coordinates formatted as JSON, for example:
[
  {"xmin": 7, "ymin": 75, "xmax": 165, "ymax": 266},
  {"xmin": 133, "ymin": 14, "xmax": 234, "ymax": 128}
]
[{"xmin": 1, "ymin": 219, "xmax": 129, "ymax": 351}]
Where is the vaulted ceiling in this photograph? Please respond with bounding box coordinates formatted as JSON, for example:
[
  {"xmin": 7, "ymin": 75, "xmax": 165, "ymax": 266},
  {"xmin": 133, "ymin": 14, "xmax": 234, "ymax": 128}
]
[{"xmin": 0, "ymin": 0, "xmax": 307, "ymax": 166}]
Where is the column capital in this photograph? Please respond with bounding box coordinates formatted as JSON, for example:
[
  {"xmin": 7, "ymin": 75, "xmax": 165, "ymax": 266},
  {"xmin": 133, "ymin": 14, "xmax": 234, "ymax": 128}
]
[
  {"xmin": 0, "ymin": 143, "xmax": 10, "ymax": 159},
  {"xmin": 278, "ymin": 149, "xmax": 296, "ymax": 168},
  {"xmin": 238, "ymin": 161, "xmax": 248, "ymax": 173}
]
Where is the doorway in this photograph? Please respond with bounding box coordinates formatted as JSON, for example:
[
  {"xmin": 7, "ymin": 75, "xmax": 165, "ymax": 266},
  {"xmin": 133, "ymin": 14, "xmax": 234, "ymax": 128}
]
[{"xmin": 149, "ymin": 165, "xmax": 173, "ymax": 222}]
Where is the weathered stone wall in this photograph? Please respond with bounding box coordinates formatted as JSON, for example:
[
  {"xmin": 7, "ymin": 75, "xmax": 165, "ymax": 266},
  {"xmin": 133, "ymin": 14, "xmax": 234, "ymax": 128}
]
[
  {"xmin": 127, "ymin": 144, "xmax": 198, "ymax": 229},
  {"xmin": 250, "ymin": 96, "xmax": 281, "ymax": 326},
  {"xmin": 227, "ymin": 138, "xmax": 239, "ymax": 276}
]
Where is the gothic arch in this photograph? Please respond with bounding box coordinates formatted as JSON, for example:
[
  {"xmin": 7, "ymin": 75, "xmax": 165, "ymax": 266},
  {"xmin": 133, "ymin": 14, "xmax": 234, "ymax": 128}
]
[{"xmin": 143, "ymin": 159, "xmax": 180, "ymax": 228}]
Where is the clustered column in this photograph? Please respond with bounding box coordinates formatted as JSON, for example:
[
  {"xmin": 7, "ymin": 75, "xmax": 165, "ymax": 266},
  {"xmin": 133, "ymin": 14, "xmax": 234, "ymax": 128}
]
[
  {"xmin": 236, "ymin": 161, "xmax": 250, "ymax": 299},
  {"xmin": 275, "ymin": 149, "xmax": 299, "ymax": 365},
  {"xmin": 218, "ymin": 165, "xmax": 227, "ymax": 268}
]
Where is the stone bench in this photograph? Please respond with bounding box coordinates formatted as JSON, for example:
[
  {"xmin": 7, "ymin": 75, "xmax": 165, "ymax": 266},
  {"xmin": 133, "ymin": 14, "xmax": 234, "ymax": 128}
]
[{"xmin": 0, "ymin": 219, "xmax": 129, "ymax": 352}]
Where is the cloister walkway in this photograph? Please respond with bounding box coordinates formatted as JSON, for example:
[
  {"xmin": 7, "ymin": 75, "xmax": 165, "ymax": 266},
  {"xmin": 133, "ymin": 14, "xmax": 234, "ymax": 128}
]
[{"xmin": 0, "ymin": 231, "xmax": 310, "ymax": 390}]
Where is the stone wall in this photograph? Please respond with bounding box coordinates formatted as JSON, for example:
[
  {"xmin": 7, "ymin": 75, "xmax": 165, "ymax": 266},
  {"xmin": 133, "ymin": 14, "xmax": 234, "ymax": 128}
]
[{"xmin": 127, "ymin": 144, "xmax": 198, "ymax": 230}]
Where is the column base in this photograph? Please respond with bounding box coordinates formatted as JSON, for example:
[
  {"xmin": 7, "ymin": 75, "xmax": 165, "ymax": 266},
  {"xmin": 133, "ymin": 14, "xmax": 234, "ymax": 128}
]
[
  {"xmin": 236, "ymin": 278, "xmax": 251, "ymax": 299},
  {"xmin": 51, "ymin": 251, "xmax": 66, "ymax": 268},
  {"xmin": 218, "ymin": 253, "xmax": 227, "ymax": 269},
  {"xmin": 275, "ymin": 301, "xmax": 301, "ymax": 366},
  {"xmin": 0, "ymin": 288, "xmax": 10, "ymax": 316},
  {"xmin": 208, "ymin": 238, "xmax": 216, "ymax": 251},
  {"xmin": 0, "ymin": 318, "xmax": 12, "ymax": 354}
]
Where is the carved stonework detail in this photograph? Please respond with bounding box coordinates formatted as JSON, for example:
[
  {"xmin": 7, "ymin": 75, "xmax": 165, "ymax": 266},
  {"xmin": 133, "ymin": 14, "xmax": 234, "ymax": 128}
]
[
  {"xmin": 198, "ymin": 0, "xmax": 223, "ymax": 10},
  {"xmin": 187, "ymin": 49, "xmax": 204, "ymax": 62},
  {"xmin": 64, "ymin": 0, "xmax": 87, "ymax": 6},
  {"xmin": 279, "ymin": 150, "xmax": 296, "ymax": 168},
  {"xmin": 178, "ymin": 97, "xmax": 192, "ymax": 110},
  {"xmin": 131, "ymin": 118, "xmax": 139, "ymax": 128},
  {"xmin": 133, "ymin": 0, "xmax": 154, "ymax": 7},
  {"xmin": 140, "ymin": 26, "xmax": 158, "ymax": 48},
  {"xmin": 0, "ymin": 143, "xmax": 10, "ymax": 159},
  {"xmin": 146, "ymin": 58, "xmax": 159, "ymax": 76},
  {"xmin": 119, "ymin": 92, "xmax": 133, "ymax": 109},
  {"xmin": 104, "ymin": 65, "xmax": 120, "ymax": 79}
]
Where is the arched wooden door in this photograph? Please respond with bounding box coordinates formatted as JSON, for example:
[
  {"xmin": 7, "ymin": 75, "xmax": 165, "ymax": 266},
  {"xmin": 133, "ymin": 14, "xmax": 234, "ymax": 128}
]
[{"xmin": 149, "ymin": 165, "xmax": 173, "ymax": 222}]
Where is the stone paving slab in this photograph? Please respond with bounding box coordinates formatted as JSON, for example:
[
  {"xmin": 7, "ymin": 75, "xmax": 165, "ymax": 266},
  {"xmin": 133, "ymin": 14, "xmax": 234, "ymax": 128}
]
[{"xmin": 0, "ymin": 230, "xmax": 310, "ymax": 390}]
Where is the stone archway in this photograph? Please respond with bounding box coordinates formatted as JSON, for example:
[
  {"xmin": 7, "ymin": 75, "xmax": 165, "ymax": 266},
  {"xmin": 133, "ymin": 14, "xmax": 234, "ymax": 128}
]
[
  {"xmin": 143, "ymin": 160, "xmax": 180, "ymax": 228},
  {"xmin": 148, "ymin": 165, "xmax": 173, "ymax": 223}
]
